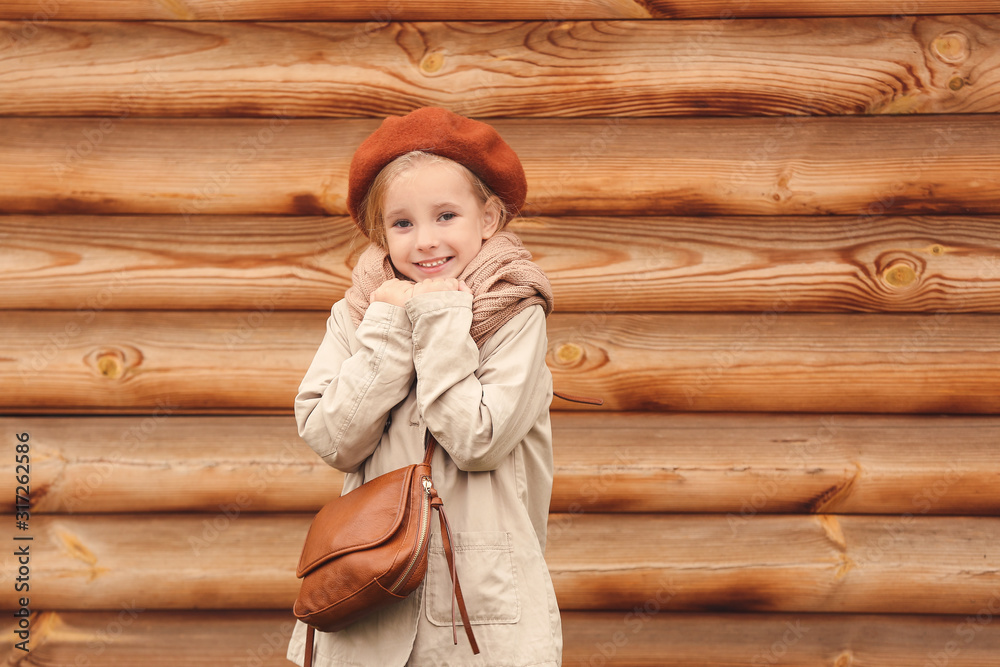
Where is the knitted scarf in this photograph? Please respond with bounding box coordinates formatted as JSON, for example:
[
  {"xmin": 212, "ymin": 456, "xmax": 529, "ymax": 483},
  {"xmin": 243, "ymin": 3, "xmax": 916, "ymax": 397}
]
[{"xmin": 346, "ymin": 231, "xmax": 553, "ymax": 348}]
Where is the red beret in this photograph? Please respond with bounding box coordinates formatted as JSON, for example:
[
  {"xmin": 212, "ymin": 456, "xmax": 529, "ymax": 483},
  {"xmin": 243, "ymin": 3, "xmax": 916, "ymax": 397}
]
[{"xmin": 347, "ymin": 107, "xmax": 527, "ymax": 234}]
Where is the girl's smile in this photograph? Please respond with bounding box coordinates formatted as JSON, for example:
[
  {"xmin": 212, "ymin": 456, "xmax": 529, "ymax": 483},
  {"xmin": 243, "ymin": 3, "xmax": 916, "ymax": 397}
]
[
  {"xmin": 382, "ymin": 160, "xmax": 500, "ymax": 283},
  {"xmin": 414, "ymin": 256, "xmax": 452, "ymax": 270}
]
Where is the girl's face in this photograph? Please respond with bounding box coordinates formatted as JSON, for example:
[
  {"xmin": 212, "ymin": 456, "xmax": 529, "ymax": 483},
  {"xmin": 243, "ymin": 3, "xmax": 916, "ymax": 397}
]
[{"xmin": 382, "ymin": 160, "xmax": 500, "ymax": 283}]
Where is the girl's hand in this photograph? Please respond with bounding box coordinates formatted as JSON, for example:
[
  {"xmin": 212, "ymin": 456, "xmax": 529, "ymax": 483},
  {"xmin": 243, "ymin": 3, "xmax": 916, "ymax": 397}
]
[
  {"xmin": 371, "ymin": 278, "xmax": 414, "ymax": 307},
  {"xmin": 411, "ymin": 278, "xmax": 472, "ymax": 298}
]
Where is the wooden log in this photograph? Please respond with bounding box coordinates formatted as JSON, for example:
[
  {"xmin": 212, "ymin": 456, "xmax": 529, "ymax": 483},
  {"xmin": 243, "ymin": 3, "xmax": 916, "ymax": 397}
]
[
  {"xmin": 1, "ymin": 115, "xmax": 998, "ymax": 217},
  {"xmin": 545, "ymin": 312, "xmax": 1000, "ymax": 413},
  {"xmin": 4, "ymin": 609, "xmax": 1000, "ymax": 666},
  {"xmin": 548, "ymin": 514, "xmax": 1000, "ymax": 613},
  {"xmin": 4, "ymin": 213, "xmax": 1000, "ymax": 313},
  {"xmin": 2, "ymin": 513, "xmax": 999, "ymax": 614},
  {"xmin": 1, "ymin": 17, "xmax": 997, "ymax": 118},
  {"xmin": 1, "ymin": 415, "xmax": 341, "ymax": 514},
  {"xmin": 561, "ymin": 610, "xmax": 1000, "ymax": 666},
  {"xmin": 0, "ymin": 611, "xmax": 301, "ymax": 666},
  {"xmin": 0, "ymin": 214, "xmax": 361, "ymax": 311},
  {"xmin": 2, "ymin": 1, "xmax": 998, "ymax": 20},
  {"xmin": 4, "ymin": 413, "xmax": 999, "ymax": 515},
  {"xmin": 3, "ymin": 310, "xmax": 1000, "ymax": 413},
  {"xmin": 0, "ymin": 309, "xmax": 323, "ymax": 414},
  {"xmin": 515, "ymin": 214, "xmax": 1000, "ymax": 313},
  {"xmin": 548, "ymin": 412, "xmax": 1000, "ymax": 515}
]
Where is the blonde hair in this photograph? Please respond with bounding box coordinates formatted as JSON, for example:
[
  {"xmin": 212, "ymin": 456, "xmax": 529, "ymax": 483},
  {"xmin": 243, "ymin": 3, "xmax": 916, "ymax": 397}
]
[{"xmin": 357, "ymin": 151, "xmax": 511, "ymax": 249}]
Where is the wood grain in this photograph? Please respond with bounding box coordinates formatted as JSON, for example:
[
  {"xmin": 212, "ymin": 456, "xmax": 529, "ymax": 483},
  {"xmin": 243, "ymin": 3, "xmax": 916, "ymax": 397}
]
[
  {"xmin": 4, "ymin": 413, "xmax": 998, "ymax": 515},
  {"xmin": 4, "ymin": 609, "xmax": 1000, "ymax": 666},
  {"xmin": 2, "ymin": 1, "xmax": 999, "ymax": 20},
  {"xmin": 0, "ymin": 310, "xmax": 323, "ymax": 414},
  {"xmin": 1, "ymin": 17, "xmax": 997, "ymax": 117},
  {"xmin": 2, "ymin": 513, "xmax": 998, "ymax": 614},
  {"xmin": 565, "ymin": 610, "xmax": 1000, "ymax": 666},
  {"xmin": 4, "ymin": 213, "xmax": 1000, "ymax": 312},
  {"xmin": 517, "ymin": 214, "xmax": 1000, "ymax": 313},
  {"xmin": 4, "ymin": 310, "xmax": 1000, "ymax": 413},
  {"xmin": 546, "ymin": 311, "xmax": 1000, "ymax": 413},
  {"xmin": 1, "ymin": 115, "xmax": 997, "ymax": 216},
  {"xmin": 0, "ymin": 214, "xmax": 361, "ymax": 311},
  {"xmin": 547, "ymin": 514, "xmax": 1000, "ymax": 613},
  {"xmin": 1, "ymin": 415, "xmax": 339, "ymax": 514},
  {"xmin": 0, "ymin": 215, "xmax": 1000, "ymax": 313},
  {"xmin": 548, "ymin": 412, "xmax": 1000, "ymax": 515}
]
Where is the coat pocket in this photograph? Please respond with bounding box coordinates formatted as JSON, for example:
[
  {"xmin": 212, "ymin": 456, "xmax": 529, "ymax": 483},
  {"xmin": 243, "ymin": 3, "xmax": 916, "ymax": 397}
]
[{"xmin": 425, "ymin": 530, "xmax": 520, "ymax": 626}]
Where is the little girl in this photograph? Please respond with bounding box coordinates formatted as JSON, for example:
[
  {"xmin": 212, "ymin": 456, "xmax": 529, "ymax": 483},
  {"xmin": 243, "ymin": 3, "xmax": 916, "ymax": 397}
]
[{"xmin": 286, "ymin": 107, "xmax": 562, "ymax": 666}]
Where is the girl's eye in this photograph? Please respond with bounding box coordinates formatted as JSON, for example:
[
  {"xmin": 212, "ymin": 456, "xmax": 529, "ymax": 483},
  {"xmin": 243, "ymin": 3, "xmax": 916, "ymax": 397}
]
[
  {"xmin": 440, "ymin": 212, "xmax": 456, "ymax": 221},
  {"xmin": 391, "ymin": 219, "xmax": 411, "ymax": 229}
]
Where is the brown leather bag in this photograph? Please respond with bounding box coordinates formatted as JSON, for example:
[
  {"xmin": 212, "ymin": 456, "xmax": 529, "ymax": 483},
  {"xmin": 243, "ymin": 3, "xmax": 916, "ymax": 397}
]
[{"xmin": 293, "ymin": 431, "xmax": 479, "ymax": 667}]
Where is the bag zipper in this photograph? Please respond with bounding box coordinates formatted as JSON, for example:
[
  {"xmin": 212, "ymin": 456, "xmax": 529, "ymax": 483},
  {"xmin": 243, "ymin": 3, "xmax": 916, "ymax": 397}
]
[{"xmin": 390, "ymin": 476, "xmax": 432, "ymax": 592}]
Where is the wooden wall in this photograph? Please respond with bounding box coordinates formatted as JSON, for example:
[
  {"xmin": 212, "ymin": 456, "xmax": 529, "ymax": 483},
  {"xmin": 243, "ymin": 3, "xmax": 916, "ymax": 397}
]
[{"xmin": 2, "ymin": 2, "xmax": 1000, "ymax": 665}]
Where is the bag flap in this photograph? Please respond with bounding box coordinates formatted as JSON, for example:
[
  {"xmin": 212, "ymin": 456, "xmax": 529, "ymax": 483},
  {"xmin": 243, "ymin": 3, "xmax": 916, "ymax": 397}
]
[{"xmin": 296, "ymin": 465, "xmax": 418, "ymax": 578}]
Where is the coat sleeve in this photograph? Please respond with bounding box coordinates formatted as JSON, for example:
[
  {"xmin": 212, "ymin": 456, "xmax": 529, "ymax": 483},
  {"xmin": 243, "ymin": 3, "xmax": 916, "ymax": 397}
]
[
  {"xmin": 405, "ymin": 290, "xmax": 551, "ymax": 472},
  {"xmin": 294, "ymin": 300, "xmax": 417, "ymax": 473}
]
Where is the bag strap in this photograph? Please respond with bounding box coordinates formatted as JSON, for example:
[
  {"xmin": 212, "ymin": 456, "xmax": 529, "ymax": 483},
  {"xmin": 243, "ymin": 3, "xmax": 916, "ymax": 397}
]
[
  {"xmin": 429, "ymin": 486, "xmax": 480, "ymax": 653},
  {"xmin": 304, "ymin": 625, "xmax": 315, "ymax": 667},
  {"xmin": 422, "ymin": 430, "xmax": 436, "ymax": 465},
  {"xmin": 425, "ymin": 431, "xmax": 480, "ymax": 653},
  {"xmin": 553, "ymin": 390, "xmax": 603, "ymax": 405}
]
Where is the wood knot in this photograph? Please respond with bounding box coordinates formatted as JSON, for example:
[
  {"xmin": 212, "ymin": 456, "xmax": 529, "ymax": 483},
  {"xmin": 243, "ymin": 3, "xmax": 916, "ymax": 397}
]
[
  {"xmin": 85, "ymin": 346, "xmax": 140, "ymax": 381},
  {"xmin": 55, "ymin": 527, "xmax": 99, "ymax": 565},
  {"xmin": 929, "ymin": 244, "xmax": 946, "ymax": 256},
  {"xmin": 555, "ymin": 343, "xmax": 584, "ymax": 366},
  {"xmin": 420, "ymin": 52, "xmax": 445, "ymax": 74},
  {"xmin": 932, "ymin": 31, "xmax": 970, "ymax": 64},
  {"xmin": 834, "ymin": 650, "xmax": 855, "ymax": 667},
  {"xmin": 882, "ymin": 263, "xmax": 917, "ymax": 288},
  {"xmin": 949, "ymin": 77, "xmax": 965, "ymax": 91},
  {"xmin": 97, "ymin": 353, "xmax": 124, "ymax": 379}
]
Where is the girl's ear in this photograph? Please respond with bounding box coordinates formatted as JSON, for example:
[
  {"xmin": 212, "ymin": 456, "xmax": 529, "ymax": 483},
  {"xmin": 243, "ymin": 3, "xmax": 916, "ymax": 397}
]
[{"xmin": 481, "ymin": 196, "xmax": 502, "ymax": 240}]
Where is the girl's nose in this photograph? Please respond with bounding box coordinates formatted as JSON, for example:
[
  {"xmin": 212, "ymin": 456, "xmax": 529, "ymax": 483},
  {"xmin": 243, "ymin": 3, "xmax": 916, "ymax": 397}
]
[{"xmin": 415, "ymin": 223, "xmax": 438, "ymax": 250}]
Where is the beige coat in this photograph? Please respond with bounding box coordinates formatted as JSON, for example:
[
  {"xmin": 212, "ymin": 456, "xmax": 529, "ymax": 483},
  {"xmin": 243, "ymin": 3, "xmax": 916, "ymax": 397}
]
[{"xmin": 286, "ymin": 290, "xmax": 562, "ymax": 666}]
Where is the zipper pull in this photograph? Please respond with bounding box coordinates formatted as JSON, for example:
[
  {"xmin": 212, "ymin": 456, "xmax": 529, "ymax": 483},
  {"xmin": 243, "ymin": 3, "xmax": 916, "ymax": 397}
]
[{"xmin": 422, "ymin": 478, "xmax": 432, "ymax": 494}]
